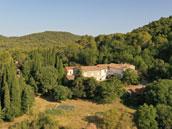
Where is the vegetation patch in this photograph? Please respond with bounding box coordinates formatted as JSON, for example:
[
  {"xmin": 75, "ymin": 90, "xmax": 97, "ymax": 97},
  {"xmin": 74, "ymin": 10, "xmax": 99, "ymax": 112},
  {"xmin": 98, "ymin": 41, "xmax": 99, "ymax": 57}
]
[
  {"xmin": 58, "ymin": 105, "xmax": 74, "ymax": 111},
  {"xmin": 45, "ymin": 108, "xmax": 64, "ymax": 116}
]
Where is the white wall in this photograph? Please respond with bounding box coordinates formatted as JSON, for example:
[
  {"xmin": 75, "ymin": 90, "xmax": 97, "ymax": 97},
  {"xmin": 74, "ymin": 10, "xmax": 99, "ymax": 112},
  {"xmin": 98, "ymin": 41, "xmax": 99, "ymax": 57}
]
[
  {"xmin": 100, "ymin": 69, "xmax": 108, "ymax": 80},
  {"xmin": 67, "ymin": 69, "xmax": 74, "ymax": 75}
]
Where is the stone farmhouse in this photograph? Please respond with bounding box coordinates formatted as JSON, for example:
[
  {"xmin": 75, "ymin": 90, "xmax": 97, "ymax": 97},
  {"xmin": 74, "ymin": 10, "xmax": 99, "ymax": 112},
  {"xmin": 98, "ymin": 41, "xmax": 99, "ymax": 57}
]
[{"xmin": 65, "ymin": 63, "xmax": 135, "ymax": 81}]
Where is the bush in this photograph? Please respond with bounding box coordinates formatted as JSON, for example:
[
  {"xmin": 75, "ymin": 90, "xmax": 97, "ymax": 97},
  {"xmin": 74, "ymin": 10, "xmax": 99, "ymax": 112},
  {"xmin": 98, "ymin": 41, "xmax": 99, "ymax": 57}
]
[
  {"xmin": 9, "ymin": 113, "xmax": 59, "ymax": 129},
  {"xmin": 102, "ymin": 108, "xmax": 121, "ymax": 129}
]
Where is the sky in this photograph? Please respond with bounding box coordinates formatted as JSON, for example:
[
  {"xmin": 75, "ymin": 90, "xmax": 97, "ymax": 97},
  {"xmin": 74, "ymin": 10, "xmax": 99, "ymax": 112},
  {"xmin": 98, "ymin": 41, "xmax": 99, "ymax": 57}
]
[{"xmin": 0, "ymin": 0, "xmax": 172, "ymax": 37}]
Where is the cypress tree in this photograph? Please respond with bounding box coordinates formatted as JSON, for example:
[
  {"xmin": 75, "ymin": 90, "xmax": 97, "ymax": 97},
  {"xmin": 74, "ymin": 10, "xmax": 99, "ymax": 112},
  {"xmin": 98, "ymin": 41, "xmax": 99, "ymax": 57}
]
[
  {"xmin": 10, "ymin": 62, "xmax": 21, "ymax": 116},
  {"xmin": 58, "ymin": 59, "xmax": 64, "ymax": 84},
  {"xmin": 0, "ymin": 65, "xmax": 6, "ymax": 106},
  {"xmin": 52, "ymin": 48, "xmax": 56, "ymax": 66},
  {"xmin": 4, "ymin": 82, "xmax": 10, "ymax": 109},
  {"xmin": 55, "ymin": 56, "xmax": 60, "ymax": 69},
  {"xmin": 55, "ymin": 56, "xmax": 64, "ymax": 84},
  {"xmin": 21, "ymin": 85, "xmax": 35, "ymax": 114},
  {"xmin": 0, "ymin": 104, "xmax": 3, "ymax": 123},
  {"xmin": 29, "ymin": 77, "xmax": 38, "ymax": 93}
]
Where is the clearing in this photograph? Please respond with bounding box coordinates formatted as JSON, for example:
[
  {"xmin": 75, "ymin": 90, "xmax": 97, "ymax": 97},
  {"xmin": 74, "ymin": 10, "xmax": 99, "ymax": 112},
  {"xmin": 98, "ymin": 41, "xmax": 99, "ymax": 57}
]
[{"xmin": 0, "ymin": 96, "xmax": 136, "ymax": 129}]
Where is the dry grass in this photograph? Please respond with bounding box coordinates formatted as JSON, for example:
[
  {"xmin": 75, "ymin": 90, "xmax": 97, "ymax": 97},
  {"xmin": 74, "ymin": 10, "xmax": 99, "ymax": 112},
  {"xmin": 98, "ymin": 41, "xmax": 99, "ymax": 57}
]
[{"xmin": 0, "ymin": 96, "xmax": 136, "ymax": 129}]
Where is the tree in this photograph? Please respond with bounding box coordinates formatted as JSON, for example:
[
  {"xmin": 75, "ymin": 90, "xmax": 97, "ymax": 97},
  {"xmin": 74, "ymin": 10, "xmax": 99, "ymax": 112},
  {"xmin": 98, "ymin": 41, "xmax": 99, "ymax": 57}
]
[
  {"xmin": 52, "ymin": 85, "xmax": 72, "ymax": 101},
  {"xmin": 72, "ymin": 77, "xmax": 85, "ymax": 98},
  {"xmin": 9, "ymin": 62, "xmax": 21, "ymax": 117},
  {"xmin": 145, "ymin": 79, "xmax": 172, "ymax": 106},
  {"xmin": 122, "ymin": 68, "xmax": 139, "ymax": 85},
  {"xmin": 0, "ymin": 105, "xmax": 3, "ymax": 123},
  {"xmin": 79, "ymin": 48, "xmax": 97, "ymax": 65},
  {"xmin": 84, "ymin": 77, "xmax": 98, "ymax": 99},
  {"xmin": 3, "ymin": 108, "xmax": 14, "ymax": 122},
  {"xmin": 147, "ymin": 59, "xmax": 170, "ymax": 81},
  {"xmin": 29, "ymin": 77, "xmax": 38, "ymax": 93},
  {"xmin": 21, "ymin": 85, "xmax": 35, "ymax": 113},
  {"xmin": 94, "ymin": 82, "xmax": 117, "ymax": 104},
  {"xmin": 136, "ymin": 32, "xmax": 152, "ymax": 48},
  {"xmin": 134, "ymin": 104, "xmax": 158, "ymax": 129},
  {"xmin": 156, "ymin": 104, "xmax": 172, "ymax": 129},
  {"xmin": 57, "ymin": 59, "xmax": 64, "ymax": 84},
  {"xmin": 4, "ymin": 82, "xmax": 10, "ymax": 109},
  {"xmin": 35, "ymin": 66, "xmax": 58, "ymax": 94},
  {"xmin": 0, "ymin": 51, "xmax": 12, "ymax": 64},
  {"xmin": 108, "ymin": 76, "xmax": 125, "ymax": 97},
  {"xmin": 102, "ymin": 108, "xmax": 121, "ymax": 129},
  {"xmin": 71, "ymin": 69, "xmax": 86, "ymax": 98},
  {"xmin": 94, "ymin": 77, "xmax": 124, "ymax": 104}
]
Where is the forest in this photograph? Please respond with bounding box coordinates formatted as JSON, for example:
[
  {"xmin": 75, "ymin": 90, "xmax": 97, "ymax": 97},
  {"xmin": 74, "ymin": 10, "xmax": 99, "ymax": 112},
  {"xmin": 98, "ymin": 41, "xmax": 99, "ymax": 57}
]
[{"xmin": 0, "ymin": 16, "xmax": 172, "ymax": 128}]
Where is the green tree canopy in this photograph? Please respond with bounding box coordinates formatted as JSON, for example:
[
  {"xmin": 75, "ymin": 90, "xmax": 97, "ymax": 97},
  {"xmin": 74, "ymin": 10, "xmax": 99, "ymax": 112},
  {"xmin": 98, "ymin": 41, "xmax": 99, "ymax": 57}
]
[
  {"xmin": 134, "ymin": 104, "xmax": 158, "ymax": 129},
  {"xmin": 122, "ymin": 68, "xmax": 139, "ymax": 85},
  {"xmin": 35, "ymin": 66, "xmax": 58, "ymax": 94},
  {"xmin": 145, "ymin": 79, "xmax": 172, "ymax": 106},
  {"xmin": 52, "ymin": 85, "xmax": 72, "ymax": 101}
]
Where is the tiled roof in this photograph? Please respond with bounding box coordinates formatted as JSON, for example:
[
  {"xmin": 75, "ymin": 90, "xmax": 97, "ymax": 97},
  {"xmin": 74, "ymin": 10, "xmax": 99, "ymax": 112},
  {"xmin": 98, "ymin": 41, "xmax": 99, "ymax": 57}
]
[
  {"xmin": 108, "ymin": 63, "xmax": 131, "ymax": 70},
  {"xmin": 65, "ymin": 66, "xmax": 75, "ymax": 70},
  {"xmin": 65, "ymin": 63, "xmax": 134, "ymax": 72},
  {"xmin": 81, "ymin": 65, "xmax": 107, "ymax": 72}
]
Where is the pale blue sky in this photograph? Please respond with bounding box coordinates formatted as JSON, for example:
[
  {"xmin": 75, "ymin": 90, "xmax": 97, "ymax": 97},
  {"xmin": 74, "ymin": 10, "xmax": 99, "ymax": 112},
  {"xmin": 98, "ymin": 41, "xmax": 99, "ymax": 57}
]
[{"xmin": 0, "ymin": 0, "xmax": 172, "ymax": 36}]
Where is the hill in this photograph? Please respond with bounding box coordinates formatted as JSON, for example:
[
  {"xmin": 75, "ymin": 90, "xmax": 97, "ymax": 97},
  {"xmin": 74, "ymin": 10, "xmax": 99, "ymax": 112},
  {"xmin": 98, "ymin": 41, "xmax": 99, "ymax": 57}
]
[
  {"xmin": 0, "ymin": 31, "xmax": 81, "ymax": 51},
  {"xmin": 132, "ymin": 16, "xmax": 172, "ymax": 43}
]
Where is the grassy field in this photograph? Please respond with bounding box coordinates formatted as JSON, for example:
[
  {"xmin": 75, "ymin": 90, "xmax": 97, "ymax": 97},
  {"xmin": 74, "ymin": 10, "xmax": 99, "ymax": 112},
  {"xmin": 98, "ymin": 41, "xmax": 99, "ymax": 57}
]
[{"xmin": 0, "ymin": 96, "xmax": 136, "ymax": 129}]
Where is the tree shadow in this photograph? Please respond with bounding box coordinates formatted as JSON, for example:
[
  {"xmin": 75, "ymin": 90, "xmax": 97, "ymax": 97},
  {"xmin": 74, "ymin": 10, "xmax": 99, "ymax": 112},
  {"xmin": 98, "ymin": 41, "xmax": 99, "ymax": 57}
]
[
  {"xmin": 120, "ymin": 93, "xmax": 145, "ymax": 110},
  {"xmin": 83, "ymin": 115, "xmax": 104, "ymax": 128},
  {"xmin": 40, "ymin": 94, "xmax": 61, "ymax": 103}
]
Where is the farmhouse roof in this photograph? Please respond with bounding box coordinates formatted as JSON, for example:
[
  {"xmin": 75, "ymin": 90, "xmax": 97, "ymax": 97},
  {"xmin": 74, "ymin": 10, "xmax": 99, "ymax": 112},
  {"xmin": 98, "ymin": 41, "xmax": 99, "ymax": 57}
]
[
  {"xmin": 65, "ymin": 63, "xmax": 134, "ymax": 72},
  {"xmin": 81, "ymin": 65, "xmax": 107, "ymax": 72},
  {"xmin": 108, "ymin": 63, "xmax": 132, "ymax": 70},
  {"xmin": 65, "ymin": 66, "xmax": 75, "ymax": 70}
]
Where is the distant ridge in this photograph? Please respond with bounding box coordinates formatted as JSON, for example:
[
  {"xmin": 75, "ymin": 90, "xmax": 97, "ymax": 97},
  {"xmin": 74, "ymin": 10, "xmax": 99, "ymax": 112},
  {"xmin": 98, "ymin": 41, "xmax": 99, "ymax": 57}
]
[{"xmin": 0, "ymin": 31, "xmax": 81, "ymax": 50}]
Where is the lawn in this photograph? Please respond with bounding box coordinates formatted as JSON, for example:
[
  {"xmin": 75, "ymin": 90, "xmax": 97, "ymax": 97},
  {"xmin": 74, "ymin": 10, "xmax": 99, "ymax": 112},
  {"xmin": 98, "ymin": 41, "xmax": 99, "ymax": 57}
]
[{"xmin": 0, "ymin": 96, "xmax": 136, "ymax": 129}]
